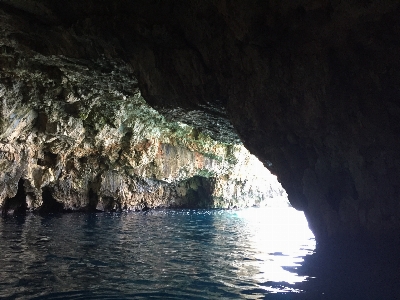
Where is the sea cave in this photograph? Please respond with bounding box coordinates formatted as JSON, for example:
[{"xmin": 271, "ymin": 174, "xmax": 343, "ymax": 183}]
[{"xmin": 0, "ymin": 0, "xmax": 399, "ymax": 298}]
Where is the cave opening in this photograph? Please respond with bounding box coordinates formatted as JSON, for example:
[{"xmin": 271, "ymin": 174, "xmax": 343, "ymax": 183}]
[
  {"xmin": 40, "ymin": 187, "xmax": 64, "ymax": 214},
  {"xmin": 1, "ymin": 178, "xmax": 28, "ymax": 216},
  {"xmin": 0, "ymin": 0, "xmax": 399, "ymax": 296},
  {"xmin": 100, "ymin": 196, "xmax": 121, "ymax": 212},
  {"xmin": 177, "ymin": 175, "xmax": 215, "ymax": 209},
  {"xmin": 87, "ymin": 188, "xmax": 99, "ymax": 212},
  {"xmin": 234, "ymin": 206, "xmax": 316, "ymax": 285}
]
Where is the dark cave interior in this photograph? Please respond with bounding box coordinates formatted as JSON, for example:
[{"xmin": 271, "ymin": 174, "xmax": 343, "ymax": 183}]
[{"xmin": 0, "ymin": 0, "xmax": 399, "ymax": 264}]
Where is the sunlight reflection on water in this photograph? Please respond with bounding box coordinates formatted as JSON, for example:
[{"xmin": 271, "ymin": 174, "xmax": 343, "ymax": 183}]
[
  {"xmin": 0, "ymin": 207, "xmax": 316, "ymax": 299},
  {"xmin": 234, "ymin": 207, "xmax": 316, "ymax": 291}
]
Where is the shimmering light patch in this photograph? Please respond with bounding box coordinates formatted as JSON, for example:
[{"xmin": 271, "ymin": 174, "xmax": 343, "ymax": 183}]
[
  {"xmin": 234, "ymin": 207, "xmax": 316, "ymax": 291},
  {"xmin": 0, "ymin": 208, "xmax": 316, "ymax": 299}
]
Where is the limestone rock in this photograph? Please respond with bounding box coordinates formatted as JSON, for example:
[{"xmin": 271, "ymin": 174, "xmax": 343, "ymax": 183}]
[
  {"xmin": 1, "ymin": 0, "xmax": 399, "ymax": 248},
  {"xmin": 0, "ymin": 31, "xmax": 286, "ymax": 212}
]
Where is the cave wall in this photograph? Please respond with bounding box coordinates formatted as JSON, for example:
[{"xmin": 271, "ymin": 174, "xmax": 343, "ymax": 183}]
[
  {"xmin": 0, "ymin": 1, "xmax": 400, "ymax": 245},
  {"xmin": 0, "ymin": 21, "xmax": 285, "ymax": 213},
  {"xmin": 119, "ymin": 0, "xmax": 400, "ymax": 242}
]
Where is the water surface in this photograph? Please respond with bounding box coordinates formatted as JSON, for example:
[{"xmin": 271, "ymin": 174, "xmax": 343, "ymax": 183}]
[{"xmin": 0, "ymin": 208, "xmax": 317, "ymax": 299}]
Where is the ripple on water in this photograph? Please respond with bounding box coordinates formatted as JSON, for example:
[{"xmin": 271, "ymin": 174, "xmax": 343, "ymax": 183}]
[{"xmin": 0, "ymin": 208, "xmax": 316, "ymax": 299}]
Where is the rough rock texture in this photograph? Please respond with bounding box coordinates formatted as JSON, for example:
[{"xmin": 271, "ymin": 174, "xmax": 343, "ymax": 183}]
[
  {"xmin": 122, "ymin": 1, "xmax": 400, "ymax": 245},
  {"xmin": 0, "ymin": 30, "xmax": 286, "ymax": 213},
  {"xmin": 0, "ymin": 0, "xmax": 400, "ymax": 250}
]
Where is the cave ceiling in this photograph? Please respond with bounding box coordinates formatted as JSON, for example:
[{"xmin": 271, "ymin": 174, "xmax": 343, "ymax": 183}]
[{"xmin": 1, "ymin": 0, "xmax": 400, "ymax": 243}]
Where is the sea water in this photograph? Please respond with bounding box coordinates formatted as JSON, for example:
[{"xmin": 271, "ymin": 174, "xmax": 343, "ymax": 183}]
[{"xmin": 0, "ymin": 208, "xmax": 318, "ymax": 299}]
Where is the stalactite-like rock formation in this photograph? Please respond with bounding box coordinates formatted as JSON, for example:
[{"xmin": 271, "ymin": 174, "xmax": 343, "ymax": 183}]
[{"xmin": 1, "ymin": 1, "xmax": 400, "ymax": 252}]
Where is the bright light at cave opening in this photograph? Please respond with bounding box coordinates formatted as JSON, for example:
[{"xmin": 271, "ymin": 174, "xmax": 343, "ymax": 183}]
[
  {"xmin": 235, "ymin": 206, "xmax": 316, "ymax": 292},
  {"xmin": 222, "ymin": 148, "xmax": 316, "ymax": 291}
]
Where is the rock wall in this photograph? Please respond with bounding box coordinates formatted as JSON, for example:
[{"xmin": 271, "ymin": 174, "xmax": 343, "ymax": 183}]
[
  {"xmin": 99, "ymin": 0, "xmax": 400, "ymax": 244},
  {"xmin": 0, "ymin": 32, "xmax": 286, "ymax": 213},
  {"xmin": 1, "ymin": 0, "xmax": 400, "ymax": 248},
  {"xmin": 119, "ymin": 0, "xmax": 400, "ymax": 244}
]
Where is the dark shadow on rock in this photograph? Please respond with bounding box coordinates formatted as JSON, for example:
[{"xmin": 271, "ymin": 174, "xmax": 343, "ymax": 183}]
[
  {"xmin": 37, "ymin": 151, "xmax": 58, "ymax": 168},
  {"xmin": 1, "ymin": 178, "xmax": 28, "ymax": 217},
  {"xmin": 39, "ymin": 186, "xmax": 64, "ymax": 214},
  {"xmin": 85, "ymin": 188, "xmax": 99, "ymax": 212},
  {"xmin": 177, "ymin": 176, "xmax": 215, "ymax": 209},
  {"xmin": 98, "ymin": 196, "xmax": 121, "ymax": 212}
]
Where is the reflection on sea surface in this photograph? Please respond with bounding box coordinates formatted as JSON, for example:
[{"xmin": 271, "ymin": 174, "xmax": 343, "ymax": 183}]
[
  {"xmin": 0, "ymin": 208, "xmax": 317, "ymax": 299},
  {"xmin": 234, "ymin": 208, "xmax": 315, "ymax": 291}
]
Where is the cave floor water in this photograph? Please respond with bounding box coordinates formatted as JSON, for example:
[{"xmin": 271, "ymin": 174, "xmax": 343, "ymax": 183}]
[{"xmin": 0, "ymin": 208, "xmax": 398, "ymax": 300}]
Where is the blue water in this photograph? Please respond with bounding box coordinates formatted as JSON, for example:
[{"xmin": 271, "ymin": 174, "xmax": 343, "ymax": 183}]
[{"xmin": 0, "ymin": 208, "xmax": 317, "ymax": 299}]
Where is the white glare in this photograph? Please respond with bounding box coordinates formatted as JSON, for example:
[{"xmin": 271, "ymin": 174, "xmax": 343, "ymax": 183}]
[{"xmin": 234, "ymin": 207, "xmax": 316, "ymax": 289}]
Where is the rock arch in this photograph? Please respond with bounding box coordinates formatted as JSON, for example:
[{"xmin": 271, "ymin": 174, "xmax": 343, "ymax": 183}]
[{"xmin": 0, "ymin": 0, "xmax": 399, "ymax": 254}]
